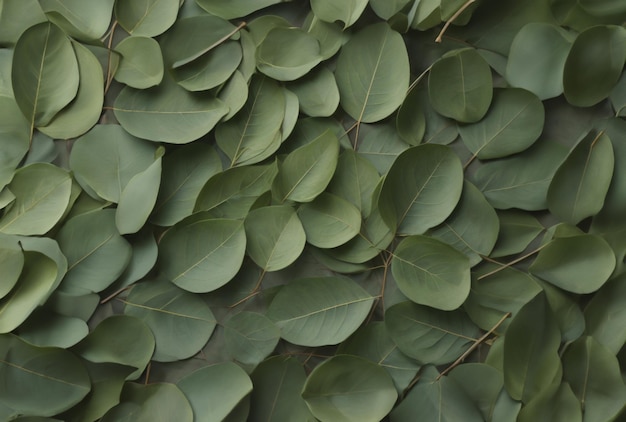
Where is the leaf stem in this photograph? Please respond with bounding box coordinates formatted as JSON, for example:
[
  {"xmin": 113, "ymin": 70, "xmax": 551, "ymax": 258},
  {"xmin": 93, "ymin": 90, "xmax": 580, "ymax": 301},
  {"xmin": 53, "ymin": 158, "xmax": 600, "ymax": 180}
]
[
  {"xmin": 436, "ymin": 312, "xmax": 511, "ymax": 380},
  {"xmin": 435, "ymin": 0, "xmax": 476, "ymax": 43},
  {"xmin": 477, "ymin": 243, "xmax": 548, "ymax": 280},
  {"xmin": 104, "ymin": 21, "xmax": 118, "ymax": 96},
  {"xmin": 100, "ymin": 285, "xmax": 132, "ymax": 304}
]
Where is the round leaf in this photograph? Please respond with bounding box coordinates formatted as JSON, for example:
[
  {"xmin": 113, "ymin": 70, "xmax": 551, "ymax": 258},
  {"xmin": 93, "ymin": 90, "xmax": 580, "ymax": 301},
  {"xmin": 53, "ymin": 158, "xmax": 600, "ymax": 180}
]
[
  {"xmin": 103, "ymin": 382, "xmax": 193, "ymax": 422},
  {"xmin": 0, "ymin": 240, "xmax": 23, "ymax": 299},
  {"xmin": 223, "ymin": 312, "xmax": 280, "ymax": 367},
  {"xmin": 114, "ymin": 36, "xmax": 163, "ymax": 89},
  {"xmin": 39, "ymin": 0, "xmax": 114, "ymax": 40},
  {"xmin": 172, "ymin": 41, "xmax": 241, "ymax": 92},
  {"xmin": 302, "ymin": 355, "xmax": 397, "ymax": 422},
  {"xmin": 195, "ymin": 0, "xmax": 285, "ymax": 19},
  {"xmin": 244, "ymin": 205, "xmax": 306, "ymax": 272},
  {"xmin": 428, "ymin": 48, "xmax": 493, "ymax": 123},
  {"xmin": 159, "ymin": 217, "xmax": 246, "ymax": 293},
  {"xmin": 298, "ymin": 192, "xmax": 361, "ymax": 248},
  {"xmin": 123, "ymin": 279, "xmax": 216, "ymax": 362},
  {"xmin": 288, "ymin": 68, "xmax": 340, "ymax": 117},
  {"xmin": 256, "ymin": 27, "xmax": 322, "ymax": 81},
  {"xmin": 266, "ymin": 277, "xmax": 375, "ymax": 347},
  {"xmin": 114, "ymin": 0, "xmax": 178, "ymax": 37},
  {"xmin": 335, "ymin": 22, "xmax": 409, "ymax": 123},
  {"xmin": 310, "ymin": 0, "xmax": 368, "ymax": 28}
]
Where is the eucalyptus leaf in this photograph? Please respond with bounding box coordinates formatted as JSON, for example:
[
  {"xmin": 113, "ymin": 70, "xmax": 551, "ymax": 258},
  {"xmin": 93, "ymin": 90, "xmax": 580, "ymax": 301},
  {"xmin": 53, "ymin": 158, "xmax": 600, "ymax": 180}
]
[
  {"xmin": 0, "ymin": 97, "xmax": 29, "ymax": 190},
  {"xmin": 195, "ymin": 0, "xmax": 287, "ymax": 19},
  {"xmin": 0, "ymin": 238, "xmax": 23, "ymax": 299},
  {"xmin": 114, "ymin": 0, "xmax": 179, "ymax": 37},
  {"xmin": 310, "ymin": 0, "xmax": 368, "ymax": 28},
  {"xmin": 17, "ymin": 309, "xmax": 88, "ymax": 348},
  {"xmin": 298, "ymin": 192, "xmax": 361, "ymax": 248},
  {"xmin": 517, "ymin": 382, "xmax": 582, "ymax": 422},
  {"xmin": 172, "ymin": 41, "xmax": 242, "ymax": 92},
  {"xmin": 585, "ymin": 273, "xmax": 626, "ymax": 354},
  {"xmin": 39, "ymin": 0, "xmax": 114, "ymax": 40},
  {"xmin": 256, "ymin": 27, "xmax": 322, "ymax": 81},
  {"xmin": 114, "ymin": 36, "xmax": 163, "ymax": 89},
  {"xmin": 490, "ymin": 210, "xmax": 544, "ymax": 258},
  {"xmin": 223, "ymin": 312, "xmax": 280, "ymax": 367},
  {"xmin": 288, "ymin": 68, "xmax": 339, "ymax": 117},
  {"xmin": 0, "ymin": 0, "xmax": 47, "ymax": 45},
  {"xmin": 327, "ymin": 150, "xmax": 380, "ymax": 217}
]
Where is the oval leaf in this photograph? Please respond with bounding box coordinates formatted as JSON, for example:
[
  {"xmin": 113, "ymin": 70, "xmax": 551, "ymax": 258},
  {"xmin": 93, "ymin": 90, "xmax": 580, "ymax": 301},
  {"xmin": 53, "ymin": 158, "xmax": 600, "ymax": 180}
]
[
  {"xmin": 114, "ymin": 36, "xmax": 163, "ymax": 89},
  {"xmin": 298, "ymin": 192, "xmax": 361, "ymax": 248},
  {"xmin": 256, "ymin": 27, "xmax": 322, "ymax": 81},
  {"xmin": 223, "ymin": 312, "xmax": 280, "ymax": 367},
  {"xmin": 114, "ymin": 0, "xmax": 178, "ymax": 37}
]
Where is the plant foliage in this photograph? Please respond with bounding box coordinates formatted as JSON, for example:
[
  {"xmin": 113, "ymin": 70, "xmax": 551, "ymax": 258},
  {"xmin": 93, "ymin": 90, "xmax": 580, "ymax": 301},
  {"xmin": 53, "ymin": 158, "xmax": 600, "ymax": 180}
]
[{"xmin": 0, "ymin": 0, "xmax": 626, "ymax": 420}]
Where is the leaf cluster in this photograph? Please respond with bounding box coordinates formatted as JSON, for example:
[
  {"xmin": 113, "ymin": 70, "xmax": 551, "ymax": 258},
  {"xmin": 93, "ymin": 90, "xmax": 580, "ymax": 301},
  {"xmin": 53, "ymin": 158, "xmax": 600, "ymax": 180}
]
[{"xmin": 1, "ymin": 0, "xmax": 626, "ymax": 420}]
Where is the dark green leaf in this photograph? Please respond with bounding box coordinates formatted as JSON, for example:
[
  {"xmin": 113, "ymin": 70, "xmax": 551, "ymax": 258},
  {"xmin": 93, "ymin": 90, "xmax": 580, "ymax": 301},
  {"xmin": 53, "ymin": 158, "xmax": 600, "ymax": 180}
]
[{"xmin": 223, "ymin": 312, "xmax": 280, "ymax": 367}]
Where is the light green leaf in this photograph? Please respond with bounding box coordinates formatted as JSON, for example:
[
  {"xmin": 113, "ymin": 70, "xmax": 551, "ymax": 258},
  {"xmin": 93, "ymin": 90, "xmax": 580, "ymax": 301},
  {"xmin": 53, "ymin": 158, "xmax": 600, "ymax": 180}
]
[
  {"xmin": 302, "ymin": 12, "xmax": 344, "ymax": 60},
  {"xmin": 11, "ymin": 21, "xmax": 79, "ymax": 127},
  {"xmin": 392, "ymin": 235, "xmax": 470, "ymax": 310},
  {"xmin": 267, "ymin": 277, "xmax": 375, "ymax": 347},
  {"xmin": 38, "ymin": 41, "xmax": 104, "ymax": 139},
  {"xmin": 218, "ymin": 70, "xmax": 248, "ymax": 121},
  {"xmin": 114, "ymin": 36, "xmax": 163, "ymax": 89},
  {"xmin": 152, "ymin": 143, "xmax": 222, "ymax": 226},
  {"xmin": 311, "ymin": 0, "xmax": 368, "ymax": 28},
  {"xmin": 529, "ymin": 234, "xmax": 615, "ymax": 294},
  {"xmin": 223, "ymin": 312, "xmax": 280, "ymax": 367},
  {"xmin": 115, "ymin": 154, "xmax": 162, "ymax": 235},
  {"xmin": 0, "ymin": 0, "xmax": 47, "ymax": 45},
  {"xmin": 428, "ymin": 48, "xmax": 493, "ymax": 123},
  {"xmin": 459, "ymin": 88, "xmax": 544, "ymax": 159},
  {"xmin": 114, "ymin": 0, "xmax": 178, "ymax": 37},
  {"xmin": 69, "ymin": 124, "xmax": 157, "ymax": 203},
  {"xmin": 244, "ymin": 205, "xmax": 306, "ymax": 271},
  {"xmin": 159, "ymin": 217, "xmax": 246, "ymax": 293},
  {"xmin": 298, "ymin": 192, "xmax": 361, "ymax": 248},
  {"xmin": 369, "ymin": 0, "xmax": 412, "ymax": 20},
  {"xmin": 195, "ymin": 162, "xmax": 278, "ymax": 218},
  {"xmin": 335, "ymin": 22, "xmax": 409, "ymax": 123},
  {"xmin": 272, "ymin": 129, "xmax": 339, "ymax": 203},
  {"xmin": 547, "ymin": 131, "xmax": 614, "ymax": 224},
  {"xmin": 385, "ymin": 301, "xmax": 480, "ymax": 365},
  {"xmin": 0, "ymin": 334, "xmax": 90, "ymax": 417},
  {"xmin": 378, "ymin": 144, "xmax": 463, "ymax": 235},
  {"xmin": 327, "ymin": 150, "xmax": 380, "ymax": 217},
  {"xmin": 564, "ymin": 25, "xmax": 626, "ymax": 107},
  {"xmin": 0, "ymin": 163, "xmax": 71, "ymax": 235},
  {"xmin": 57, "ymin": 209, "xmax": 132, "ymax": 294},
  {"xmin": 506, "ymin": 23, "xmax": 573, "ymax": 100},
  {"xmin": 114, "ymin": 74, "xmax": 228, "ymax": 144},
  {"xmin": 357, "ymin": 123, "xmax": 410, "ymax": 174},
  {"xmin": 288, "ymin": 68, "xmax": 339, "ymax": 117},
  {"xmin": 250, "ymin": 357, "xmax": 315, "ymax": 422},
  {"xmin": 303, "ymin": 355, "xmax": 397, "ymax": 422},
  {"xmin": 0, "ymin": 238, "xmax": 23, "ymax": 299},
  {"xmin": 173, "ymin": 41, "xmax": 242, "ymax": 92},
  {"xmin": 257, "ymin": 27, "xmax": 322, "ymax": 81},
  {"xmin": 0, "ymin": 96, "xmax": 29, "ymax": 189},
  {"xmin": 178, "ymin": 363, "xmax": 253, "ymax": 422},
  {"xmin": 113, "ymin": 228, "xmax": 158, "ymax": 289},
  {"xmin": 216, "ymin": 76, "xmax": 285, "ymax": 167},
  {"xmin": 39, "ymin": 0, "xmax": 114, "ymax": 40},
  {"xmin": 195, "ymin": 0, "xmax": 288, "ymax": 19},
  {"xmin": 123, "ymin": 279, "xmax": 216, "ymax": 362},
  {"xmin": 429, "ymin": 181, "xmax": 499, "ymax": 266},
  {"xmin": 562, "ymin": 336, "xmax": 626, "ymax": 422},
  {"xmin": 472, "ymin": 140, "xmax": 568, "ymax": 210},
  {"xmin": 0, "ymin": 252, "xmax": 57, "ymax": 333},
  {"xmin": 503, "ymin": 294, "xmax": 561, "ymax": 403}
]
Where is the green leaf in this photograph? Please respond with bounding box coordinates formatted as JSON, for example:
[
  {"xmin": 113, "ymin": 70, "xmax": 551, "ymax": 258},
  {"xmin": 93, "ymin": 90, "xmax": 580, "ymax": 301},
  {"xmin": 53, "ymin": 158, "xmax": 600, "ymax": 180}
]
[
  {"xmin": 302, "ymin": 11, "xmax": 344, "ymax": 60},
  {"xmin": 311, "ymin": 0, "xmax": 368, "ymax": 28},
  {"xmin": 38, "ymin": 41, "xmax": 104, "ymax": 139},
  {"xmin": 0, "ymin": 334, "xmax": 90, "ymax": 417},
  {"xmin": 195, "ymin": 0, "xmax": 287, "ymax": 19},
  {"xmin": 356, "ymin": 123, "xmax": 410, "ymax": 174},
  {"xmin": 159, "ymin": 217, "xmax": 246, "ymax": 293},
  {"xmin": 223, "ymin": 312, "xmax": 280, "ymax": 367},
  {"xmin": 115, "ymin": 154, "xmax": 162, "ymax": 235},
  {"xmin": 216, "ymin": 76, "xmax": 285, "ymax": 167},
  {"xmin": 39, "ymin": 0, "xmax": 115, "ymax": 40},
  {"xmin": 195, "ymin": 162, "xmax": 278, "ymax": 218},
  {"xmin": 378, "ymin": 144, "xmax": 463, "ymax": 235},
  {"xmin": 114, "ymin": 74, "xmax": 228, "ymax": 144},
  {"xmin": 391, "ymin": 235, "xmax": 470, "ymax": 310},
  {"xmin": 547, "ymin": 131, "xmax": 614, "ymax": 224},
  {"xmin": 579, "ymin": 0, "xmax": 626, "ymax": 16},
  {"xmin": 244, "ymin": 205, "xmax": 306, "ymax": 271},
  {"xmin": 472, "ymin": 140, "xmax": 568, "ymax": 210},
  {"xmin": 178, "ymin": 363, "xmax": 253, "ymax": 422},
  {"xmin": 585, "ymin": 274, "xmax": 626, "ymax": 353},
  {"xmin": 288, "ymin": 68, "xmax": 340, "ymax": 117},
  {"xmin": 0, "ymin": 163, "xmax": 71, "ymax": 235},
  {"xmin": 490, "ymin": 210, "xmax": 544, "ymax": 258},
  {"xmin": 458, "ymin": 88, "xmax": 544, "ymax": 159},
  {"xmin": 272, "ymin": 130, "xmax": 339, "ymax": 203},
  {"xmin": 0, "ymin": 238, "xmax": 23, "ymax": 299},
  {"xmin": 250, "ymin": 357, "xmax": 314, "ymax": 422},
  {"xmin": 428, "ymin": 48, "xmax": 493, "ymax": 123},
  {"xmin": 298, "ymin": 192, "xmax": 361, "ymax": 248},
  {"xmin": 518, "ymin": 382, "xmax": 582, "ymax": 422},
  {"xmin": 102, "ymin": 382, "xmax": 193, "ymax": 422},
  {"xmin": 0, "ymin": 0, "xmax": 47, "ymax": 45},
  {"xmin": 123, "ymin": 279, "xmax": 216, "ymax": 362},
  {"xmin": 152, "ymin": 143, "xmax": 222, "ymax": 226},
  {"xmin": 369, "ymin": 0, "xmax": 412, "ymax": 20},
  {"xmin": 338, "ymin": 322, "xmax": 421, "ymax": 392},
  {"xmin": 173, "ymin": 41, "xmax": 241, "ymax": 92},
  {"xmin": 506, "ymin": 23, "xmax": 573, "ymax": 100},
  {"xmin": 218, "ymin": 70, "xmax": 248, "ymax": 121},
  {"xmin": 503, "ymin": 294, "xmax": 561, "ymax": 403},
  {"xmin": 267, "ymin": 277, "xmax": 374, "ymax": 347},
  {"xmin": 327, "ymin": 150, "xmax": 380, "ymax": 217},
  {"xmin": 0, "ymin": 251, "xmax": 57, "ymax": 333},
  {"xmin": 302, "ymin": 355, "xmax": 397, "ymax": 422},
  {"xmin": 390, "ymin": 366, "xmax": 485, "ymax": 422},
  {"xmin": 429, "ymin": 181, "xmax": 499, "ymax": 266},
  {"xmin": 0, "ymin": 97, "xmax": 29, "ymax": 189},
  {"xmin": 73, "ymin": 315, "xmax": 154, "ymax": 379},
  {"xmin": 563, "ymin": 25, "xmax": 626, "ymax": 107},
  {"xmin": 11, "ymin": 21, "xmax": 79, "ymax": 127},
  {"xmin": 396, "ymin": 85, "xmax": 426, "ymax": 146},
  {"xmin": 113, "ymin": 228, "xmax": 158, "ymax": 289},
  {"xmin": 448, "ymin": 363, "xmax": 506, "ymax": 421},
  {"xmin": 256, "ymin": 27, "xmax": 322, "ymax": 81},
  {"xmin": 562, "ymin": 336, "xmax": 626, "ymax": 422},
  {"xmin": 114, "ymin": 36, "xmax": 163, "ymax": 89},
  {"xmin": 335, "ymin": 22, "xmax": 409, "ymax": 123},
  {"xmin": 17, "ymin": 309, "xmax": 88, "ymax": 348},
  {"xmin": 57, "ymin": 209, "xmax": 132, "ymax": 294},
  {"xmin": 529, "ymin": 234, "xmax": 615, "ymax": 294},
  {"xmin": 385, "ymin": 301, "xmax": 480, "ymax": 365},
  {"xmin": 114, "ymin": 0, "xmax": 178, "ymax": 37},
  {"xmin": 69, "ymin": 124, "xmax": 157, "ymax": 203}
]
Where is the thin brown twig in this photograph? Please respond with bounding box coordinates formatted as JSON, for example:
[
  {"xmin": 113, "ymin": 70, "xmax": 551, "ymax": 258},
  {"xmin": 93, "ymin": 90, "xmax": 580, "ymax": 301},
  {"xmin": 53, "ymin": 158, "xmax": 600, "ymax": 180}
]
[
  {"xmin": 100, "ymin": 285, "xmax": 132, "ymax": 304},
  {"xmin": 435, "ymin": 0, "xmax": 476, "ymax": 43},
  {"xmin": 477, "ymin": 243, "xmax": 548, "ymax": 280}
]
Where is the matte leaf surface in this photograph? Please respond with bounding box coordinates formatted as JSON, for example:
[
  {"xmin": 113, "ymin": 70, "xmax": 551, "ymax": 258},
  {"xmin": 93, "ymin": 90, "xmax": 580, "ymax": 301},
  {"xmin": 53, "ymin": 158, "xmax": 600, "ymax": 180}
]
[
  {"xmin": 256, "ymin": 27, "xmax": 322, "ymax": 81},
  {"xmin": 115, "ymin": 0, "xmax": 178, "ymax": 37}
]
